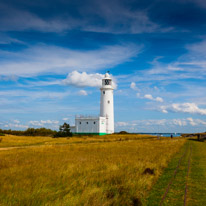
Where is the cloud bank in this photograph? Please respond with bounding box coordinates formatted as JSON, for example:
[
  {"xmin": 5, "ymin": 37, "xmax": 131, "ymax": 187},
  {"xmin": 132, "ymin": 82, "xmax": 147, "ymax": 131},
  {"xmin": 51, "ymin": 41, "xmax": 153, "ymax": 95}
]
[
  {"xmin": 160, "ymin": 103, "xmax": 206, "ymax": 115},
  {"xmin": 0, "ymin": 44, "xmax": 141, "ymax": 77}
]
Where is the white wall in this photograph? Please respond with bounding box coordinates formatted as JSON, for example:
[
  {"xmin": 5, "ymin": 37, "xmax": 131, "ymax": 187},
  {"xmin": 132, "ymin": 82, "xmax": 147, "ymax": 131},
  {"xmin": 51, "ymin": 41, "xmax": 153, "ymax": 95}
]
[{"xmin": 75, "ymin": 117, "xmax": 106, "ymax": 134}]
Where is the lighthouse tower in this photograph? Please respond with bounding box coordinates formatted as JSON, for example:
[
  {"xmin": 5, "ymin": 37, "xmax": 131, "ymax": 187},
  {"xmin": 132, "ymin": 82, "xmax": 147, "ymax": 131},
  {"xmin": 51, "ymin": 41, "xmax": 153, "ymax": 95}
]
[{"xmin": 100, "ymin": 72, "xmax": 114, "ymax": 134}]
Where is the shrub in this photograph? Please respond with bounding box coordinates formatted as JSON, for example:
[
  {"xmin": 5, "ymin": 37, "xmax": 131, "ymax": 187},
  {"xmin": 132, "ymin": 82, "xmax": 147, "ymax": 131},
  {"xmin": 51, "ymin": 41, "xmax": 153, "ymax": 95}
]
[
  {"xmin": 53, "ymin": 122, "xmax": 72, "ymax": 138},
  {"xmin": 119, "ymin": 131, "xmax": 128, "ymax": 134}
]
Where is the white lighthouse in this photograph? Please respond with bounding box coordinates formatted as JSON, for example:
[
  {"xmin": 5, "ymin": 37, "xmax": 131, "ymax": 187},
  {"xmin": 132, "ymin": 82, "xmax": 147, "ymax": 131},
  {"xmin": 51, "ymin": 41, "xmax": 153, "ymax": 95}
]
[
  {"xmin": 100, "ymin": 73, "xmax": 114, "ymax": 134},
  {"xmin": 70, "ymin": 72, "xmax": 115, "ymax": 135}
]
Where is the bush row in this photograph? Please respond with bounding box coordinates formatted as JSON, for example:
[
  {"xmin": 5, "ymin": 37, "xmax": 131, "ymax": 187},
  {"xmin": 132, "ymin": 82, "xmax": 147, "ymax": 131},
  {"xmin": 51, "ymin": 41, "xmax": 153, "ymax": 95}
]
[
  {"xmin": 0, "ymin": 128, "xmax": 57, "ymax": 137},
  {"xmin": 0, "ymin": 123, "xmax": 72, "ymax": 138}
]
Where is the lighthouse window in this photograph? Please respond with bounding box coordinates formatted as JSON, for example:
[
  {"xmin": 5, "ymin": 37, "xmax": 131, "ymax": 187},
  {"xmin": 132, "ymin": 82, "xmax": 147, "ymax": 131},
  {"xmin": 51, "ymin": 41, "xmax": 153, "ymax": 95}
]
[
  {"xmin": 79, "ymin": 122, "xmax": 81, "ymax": 124},
  {"xmin": 94, "ymin": 122, "xmax": 96, "ymax": 124},
  {"xmin": 86, "ymin": 122, "xmax": 88, "ymax": 124},
  {"xmin": 105, "ymin": 79, "xmax": 109, "ymax": 85},
  {"xmin": 103, "ymin": 91, "xmax": 105, "ymax": 94},
  {"xmin": 108, "ymin": 100, "xmax": 110, "ymax": 104}
]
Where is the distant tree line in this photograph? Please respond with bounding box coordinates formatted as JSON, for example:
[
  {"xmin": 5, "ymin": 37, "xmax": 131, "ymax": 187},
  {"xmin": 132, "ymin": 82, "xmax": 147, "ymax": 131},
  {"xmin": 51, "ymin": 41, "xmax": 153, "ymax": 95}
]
[
  {"xmin": 0, "ymin": 123, "xmax": 72, "ymax": 138},
  {"xmin": 0, "ymin": 128, "xmax": 57, "ymax": 137}
]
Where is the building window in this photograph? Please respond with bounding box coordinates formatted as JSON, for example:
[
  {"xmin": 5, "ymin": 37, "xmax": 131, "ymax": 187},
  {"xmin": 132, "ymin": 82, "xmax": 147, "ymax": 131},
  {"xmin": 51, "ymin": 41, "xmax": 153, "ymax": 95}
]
[
  {"xmin": 108, "ymin": 100, "xmax": 110, "ymax": 104},
  {"xmin": 94, "ymin": 122, "xmax": 96, "ymax": 124},
  {"xmin": 86, "ymin": 122, "xmax": 88, "ymax": 124},
  {"xmin": 103, "ymin": 91, "xmax": 105, "ymax": 94},
  {"xmin": 79, "ymin": 122, "xmax": 81, "ymax": 124}
]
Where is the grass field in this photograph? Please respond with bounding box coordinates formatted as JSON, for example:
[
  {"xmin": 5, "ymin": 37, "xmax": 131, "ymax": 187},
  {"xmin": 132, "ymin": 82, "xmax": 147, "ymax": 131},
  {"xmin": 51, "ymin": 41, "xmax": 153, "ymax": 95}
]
[
  {"xmin": 0, "ymin": 134, "xmax": 156, "ymax": 148},
  {"xmin": 0, "ymin": 134, "xmax": 186, "ymax": 206}
]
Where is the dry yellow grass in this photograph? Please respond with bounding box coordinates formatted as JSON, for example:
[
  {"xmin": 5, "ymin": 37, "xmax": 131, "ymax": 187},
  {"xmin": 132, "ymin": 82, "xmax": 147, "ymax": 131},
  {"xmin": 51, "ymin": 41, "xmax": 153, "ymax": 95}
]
[
  {"xmin": 0, "ymin": 134, "xmax": 156, "ymax": 148},
  {"xmin": 0, "ymin": 135, "xmax": 186, "ymax": 205}
]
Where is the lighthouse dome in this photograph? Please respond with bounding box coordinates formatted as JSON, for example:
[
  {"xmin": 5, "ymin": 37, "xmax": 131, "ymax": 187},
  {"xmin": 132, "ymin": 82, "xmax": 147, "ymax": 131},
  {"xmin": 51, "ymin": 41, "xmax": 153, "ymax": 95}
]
[{"xmin": 105, "ymin": 73, "xmax": 110, "ymax": 78}]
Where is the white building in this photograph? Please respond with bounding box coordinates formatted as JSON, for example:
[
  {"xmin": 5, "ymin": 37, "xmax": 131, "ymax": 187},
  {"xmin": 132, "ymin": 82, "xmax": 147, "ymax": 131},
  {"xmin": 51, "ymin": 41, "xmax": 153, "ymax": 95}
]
[{"xmin": 70, "ymin": 72, "xmax": 114, "ymax": 135}]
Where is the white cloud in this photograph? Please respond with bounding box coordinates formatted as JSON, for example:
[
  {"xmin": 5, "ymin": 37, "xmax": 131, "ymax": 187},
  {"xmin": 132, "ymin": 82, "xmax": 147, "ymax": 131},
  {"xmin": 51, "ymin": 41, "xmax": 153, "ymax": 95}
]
[
  {"xmin": 4, "ymin": 123, "xmax": 29, "ymax": 129},
  {"xmin": 62, "ymin": 118, "xmax": 69, "ymax": 121},
  {"xmin": 0, "ymin": 33, "xmax": 25, "ymax": 45},
  {"xmin": 0, "ymin": 75, "xmax": 18, "ymax": 81},
  {"xmin": 29, "ymin": 120, "xmax": 59, "ymax": 126},
  {"xmin": 136, "ymin": 93, "xmax": 140, "ymax": 97},
  {"xmin": 115, "ymin": 122, "xmax": 129, "ymax": 127},
  {"xmin": 126, "ymin": 39, "xmax": 206, "ymax": 87},
  {"xmin": 63, "ymin": 71, "xmax": 117, "ymax": 89},
  {"xmin": 156, "ymin": 97, "xmax": 164, "ymax": 103},
  {"xmin": 78, "ymin": 90, "xmax": 88, "ymax": 96},
  {"xmin": 187, "ymin": 117, "xmax": 197, "ymax": 126},
  {"xmin": 40, "ymin": 120, "xmax": 59, "ymax": 124},
  {"xmin": 130, "ymin": 82, "xmax": 136, "ymax": 89},
  {"xmin": 63, "ymin": 71, "xmax": 103, "ymax": 87},
  {"xmin": 84, "ymin": 6, "xmax": 159, "ymax": 34},
  {"xmin": 144, "ymin": 94, "xmax": 153, "ymax": 100},
  {"xmin": 162, "ymin": 109, "xmax": 168, "ymax": 114},
  {"xmin": 160, "ymin": 103, "xmax": 206, "ymax": 115},
  {"xmin": 2, "ymin": 119, "xmax": 60, "ymax": 130},
  {"xmin": 0, "ymin": 90, "xmax": 70, "ymax": 99},
  {"xmin": 172, "ymin": 119, "xmax": 187, "ymax": 126},
  {"xmin": 130, "ymin": 82, "xmax": 140, "ymax": 91},
  {"xmin": 0, "ymin": 44, "xmax": 141, "ymax": 77},
  {"xmin": 29, "ymin": 121, "xmax": 43, "ymax": 126},
  {"xmin": 144, "ymin": 94, "xmax": 163, "ymax": 102}
]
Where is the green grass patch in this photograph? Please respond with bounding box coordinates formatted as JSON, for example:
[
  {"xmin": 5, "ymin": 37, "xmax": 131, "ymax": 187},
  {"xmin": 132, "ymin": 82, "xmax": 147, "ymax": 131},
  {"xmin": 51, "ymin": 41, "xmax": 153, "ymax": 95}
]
[
  {"xmin": 146, "ymin": 141, "xmax": 189, "ymax": 206},
  {"xmin": 147, "ymin": 139, "xmax": 206, "ymax": 206},
  {"xmin": 187, "ymin": 140, "xmax": 206, "ymax": 206}
]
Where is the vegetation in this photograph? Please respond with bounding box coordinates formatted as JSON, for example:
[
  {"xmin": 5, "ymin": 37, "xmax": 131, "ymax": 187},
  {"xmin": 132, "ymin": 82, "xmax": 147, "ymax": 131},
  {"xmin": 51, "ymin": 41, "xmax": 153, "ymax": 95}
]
[
  {"xmin": 54, "ymin": 122, "xmax": 72, "ymax": 138},
  {"xmin": 181, "ymin": 132, "xmax": 206, "ymax": 139},
  {"xmin": 147, "ymin": 138, "xmax": 206, "ymax": 206},
  {"xmin": 187, "ymin": 139, "xmax": 206, "ymax": 206},
  {"xmin": 0, "ymin": 122, "xmax": 73, "ymax": 138},
  {"xmin": 147, "ymin": 141, "xmax": 190, "ymax": 205},
  {"xmin": 118, "ymin": 131, "xmax": 128, "ymax": 134},
  {"xmin": 0, "ymin": 133, "xmax": 156, "ymax": 148},
  {"xmin": 0, "ymin": 134, "xmax": 185, "ymax": 205},
  {"xmin": 0, "ymin": 128, "xmax": 57, "ymax": 137}
]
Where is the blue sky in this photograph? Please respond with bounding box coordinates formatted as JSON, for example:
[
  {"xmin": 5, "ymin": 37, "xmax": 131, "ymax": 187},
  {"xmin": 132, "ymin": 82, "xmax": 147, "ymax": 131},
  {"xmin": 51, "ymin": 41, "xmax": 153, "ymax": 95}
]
[{"xmin": 1, "ymin": 0, "xmax": 206, "ymax": 133}]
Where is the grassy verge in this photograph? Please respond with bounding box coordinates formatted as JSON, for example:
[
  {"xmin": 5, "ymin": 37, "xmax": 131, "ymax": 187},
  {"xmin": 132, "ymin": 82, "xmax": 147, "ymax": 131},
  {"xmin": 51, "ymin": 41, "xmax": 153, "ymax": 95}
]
[
  {"xmin": 187, "ymin": 140, "xmax": 206, "ymax": 206},
  {"xmin": 146, "ymin": 139, "xmax": 206, "ymax": 206},
  {"xmin": 146, "ymin": 141, "xmax": 189, "ymax": 205},
  {"xmin": 0, "ymin": 135, "xmax": 185, "ymax": 205}
]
